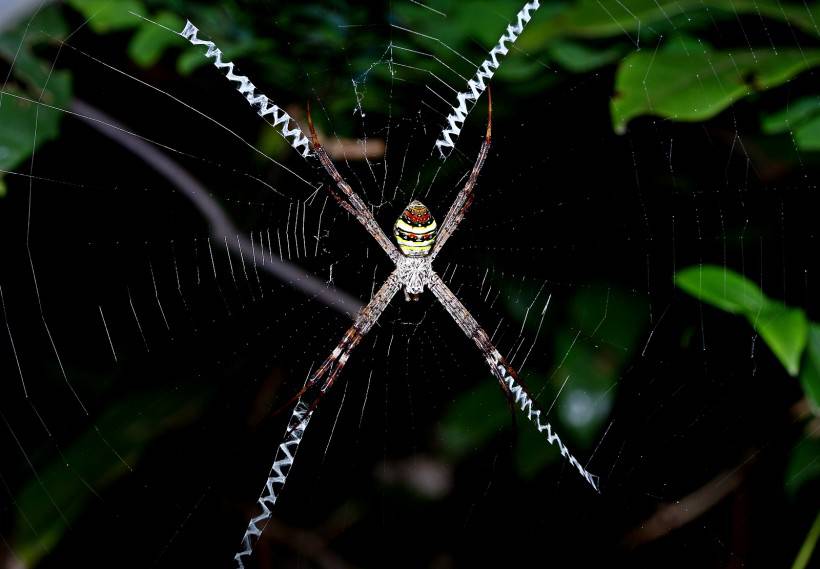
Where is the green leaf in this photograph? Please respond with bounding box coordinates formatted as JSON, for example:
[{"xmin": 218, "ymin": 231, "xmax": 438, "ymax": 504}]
[
  {"xmin": 795, "ymin": 115, "xmax": 820, "ymax": 152},
  {"xmin": 675, "ymin": 265, "xmax": 767, "ymax": 315},
  {"xmin": 518, "ymin": 0, "xmax": 697, "ymax": 45},
  {"xmin": 0, "ymin": 176, "xmax": 6, "ymax": 197},
  {"xmin": 676, "ymin": 265, "xmax": 809, "ymax": 375},
  {"xmin": 127, "ymin": 11, "xmax": 185, "ymax": 68},
  {"xmin": 13, "ymin": 386, "xmax": 210, "ymax": 565},
  {"xmin": 0, "ymin": 7, "xmax": 72, "ymax": 173},
  {"xmin": 749, "ymin": 302, "xmax": 808, "ymax": 376},
  {"xmin": 0, "ymin": 71, "xmax": 72, "ymax": 172},
  {"xmin": 612, "ymin": 40, "xmax": 820, "ymax": 133},
  {"xmin": 66, "ymin": 0, "xmax": 146, "ymax": 33},
  {"xmin": 792, "ymin": 511, "xmax": 820, "ymax": 569},
  {"xmin": 519, "ymin": 0, "xmax": 820, "ymax": 49},
  {"xmin": 751, "ymin": 0, "xmax": 820, "ymax": 38},
  {"xmin": 762, "ymin": 96, "xmax": 820, "ymax": 134},
  {"xmin": 800, "ymin": 325, "xmax": 820, "ymax": 412},
  {"xmin": 785, "ymin": 436, "xmax": 820, "ymax": 497}
]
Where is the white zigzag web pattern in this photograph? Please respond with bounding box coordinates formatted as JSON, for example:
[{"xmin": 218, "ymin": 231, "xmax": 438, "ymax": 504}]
[
  {"xmin": 180, "ymin": 20, "xmax": 312, "ymax": 158},
  {"xmin": 499, "ymin": 369, "xmax": 601, "ymax": 492},
  {"xmin": 234, "ymin": 399, "xmax": 312, "ymax": 569},
  {"xmin": 434, "ymin": 0, "xmax": 541, "ymax": 158}
]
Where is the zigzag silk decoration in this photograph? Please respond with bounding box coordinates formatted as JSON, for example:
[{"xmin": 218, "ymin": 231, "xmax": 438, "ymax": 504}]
[
  {"xmin": 434, "ymin": 0, "xmax": 541, "ymax": 158},
  {"xmin": 180, "ymin": 20, "xmax": 312, "ymax": 158}
]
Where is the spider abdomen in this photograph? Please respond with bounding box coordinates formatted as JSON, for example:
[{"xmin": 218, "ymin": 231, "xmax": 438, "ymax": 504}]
[{"xmin": 394, "ymin": 200, "xmax": 437, "ymax": 257}]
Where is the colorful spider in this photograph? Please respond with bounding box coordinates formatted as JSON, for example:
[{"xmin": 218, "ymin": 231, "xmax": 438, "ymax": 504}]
[{"xmin": 179, "ymin": 3, "xmax": 598, "ymax": 567}]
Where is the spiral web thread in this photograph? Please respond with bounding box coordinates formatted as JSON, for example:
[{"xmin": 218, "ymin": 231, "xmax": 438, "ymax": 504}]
[
  {"xmin": 234, "ymin": 398, "xmax": 313, "ymax": 569},
  {"xmin": 433, "ymin": 0, "xmax": 541, "ymax": 158},
  {"xmin": 179, "ymin": 20, "xmax": 312, "ymax": 158}
]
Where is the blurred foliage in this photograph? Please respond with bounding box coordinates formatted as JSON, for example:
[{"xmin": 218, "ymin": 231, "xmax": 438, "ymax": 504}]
[
  {"xmin": 13, "ymin": 386, "xmax": 212, "ymax": 566},
  {"xmin": 676, "ymin": 265, "xmax": 808, "ymax": 375},
  {"xmin": 0, "ymin": 7, "xmax": 71, "ymax": 185},
  {"xmin": 2, "ymin": 0, "xmax": 820, "ymax": 566},
  {"xmin": 763, "ymin": 95, "xmax": 820, "ymax": 150},
  {"xmin": 612, "ymin": 39, "xmax": 820, "ymax": 134},
  {"xmin": 439, "ymin": 285, "xmax": 644, "ymax": 478},
  {"xmin": 792, "ymin": 512, "xmax": 820, "ymax": 569},
  {"xmin": 676, "ymin": 265, "xmax": 820, "ymax": 498},
  {"xmin": 1, "ymin": 0, "xmax": 818, "ymax": 178}
]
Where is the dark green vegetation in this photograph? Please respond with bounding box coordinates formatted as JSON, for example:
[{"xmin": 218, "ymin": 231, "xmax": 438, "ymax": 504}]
[{"xmin": 1, "ymin": 1, "xmax": 818, "ymax": 568}]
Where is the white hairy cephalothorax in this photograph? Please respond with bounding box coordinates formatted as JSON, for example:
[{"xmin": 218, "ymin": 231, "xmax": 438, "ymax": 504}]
[{"xmin": 396, "ymin": 255, "xmax": 435, "ymax": 299}]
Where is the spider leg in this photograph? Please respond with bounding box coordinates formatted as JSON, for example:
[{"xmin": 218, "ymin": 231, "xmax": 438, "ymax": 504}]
[
  {"xmin": 235, "ymin": 272, "xmax": 401, "ymax": 568},
  {"xmin": 306, "ymin": 105, "xmax": 401, "ymax": 264},
  {"xmin": 428, "ymin": 272, "xmax": 600, "ymax": 492},
  {"xmin": 430, "ymin": 89, "xmax": 492, "ymax": 261}
]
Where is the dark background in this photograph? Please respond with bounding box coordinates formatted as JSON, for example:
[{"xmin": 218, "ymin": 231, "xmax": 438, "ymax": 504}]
[{"xmin": 0, "ymin": 1, "xmax": 818, "ymax": 568}]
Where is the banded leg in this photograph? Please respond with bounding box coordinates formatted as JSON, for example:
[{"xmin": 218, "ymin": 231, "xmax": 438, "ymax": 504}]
[
  {"xmin": 235, "ymin": 272, "xmax": 401, "ymax": 568},
  {"xmin": 430, "ymin": 92, "xmax": 492, "ymax": 261},
  {"xmin": 428, "ymin": 273, "xmax": 600, "ymax": 492},
  {"xmin": 306, "ymin": 107, "xmax": 401, "ymax": 263}
]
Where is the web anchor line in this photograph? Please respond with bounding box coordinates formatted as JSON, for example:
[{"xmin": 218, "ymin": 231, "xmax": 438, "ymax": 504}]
[
  {"xmin": 433, "ymin": 0, "xmax": 542, "ymax": 159},
  {"xmin": 180, "ymin": 20, "xmax": 312, "ymax": 158}
]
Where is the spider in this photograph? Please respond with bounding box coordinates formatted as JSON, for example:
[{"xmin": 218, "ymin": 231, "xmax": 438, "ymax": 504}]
[
  {"xmin": 177, "ymin": 6, "xmax": 598, "ymax": 567},
  {"xmin": 227, "ymin": 97, "xmax": 601, "ymax": 566}
]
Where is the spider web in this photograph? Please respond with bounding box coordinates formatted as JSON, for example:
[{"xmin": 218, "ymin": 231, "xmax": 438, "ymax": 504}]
[{"xmin": 0, "ymin": 1, "xmax": 818, "ymax": 568}]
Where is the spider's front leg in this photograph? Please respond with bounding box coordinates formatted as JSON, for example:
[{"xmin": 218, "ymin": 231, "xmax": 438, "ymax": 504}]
[
  {"xmin": 428, "ymin": 272, "xmax": 600, "ymax": 492},
  {"xmin": 306, "ymin": 105, "xmax": 401, "ymax": 264}
]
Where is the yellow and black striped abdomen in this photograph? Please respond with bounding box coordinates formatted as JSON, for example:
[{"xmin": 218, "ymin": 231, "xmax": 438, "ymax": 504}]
[{"xmin": 394, "ymin": 200, "xmax": 437, "ymax": 257}]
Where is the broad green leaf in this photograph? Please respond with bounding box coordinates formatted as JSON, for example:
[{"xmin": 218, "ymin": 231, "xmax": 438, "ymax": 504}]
[
  {"xmin": 785, "ymin": 436, "xmax": 820, "ymax": 497},
  {"xmin": 521, "ymin": 0, "xmax": 820, "ymax": 46},
  {"xmin": 127, "ymin": 11, "xmax": 185, "ymax": 68},
  {"xmin": 0, "ymin": 177, "xmax": 6, "ymax": 197},
  {"xmin": 762, "ymin": 96, "xmax": 820, "ymax": 134},
  {"xmin": 612, "ymin": 40, "xmax": 820, "ymax": 133},
  {"xmin": 749, "ymin": 0, "xmax": 820, "ymax": 37},
  {"xmin": 795, "ymin": 115, "xmax": 820, "ymax": 151},
  {"xmin": 675, "ymin": 265, "xmax": 767, "ymax": 315},
  {"xmin": 677, "ymin": 265, "xmax": 809, "ymax": 375},
  {"xmin": 750, "ymin": 302, "xmax": 808, "ymax": 376},
  {"xmin": 13, "ymin": 386, "xmax": 210, "ymax": 565},
  {"xmin": 66, "ymin": 0, "xmax": 146, "ymax": 33},
  {"xmin": 800, "ymin": 325, "xmax": 820, "ymax": 412}
]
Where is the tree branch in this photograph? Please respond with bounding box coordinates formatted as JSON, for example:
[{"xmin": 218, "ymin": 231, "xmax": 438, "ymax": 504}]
[{"xmin": 70, "ymin": 98, "xmax": 363, "ymax": 317}]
